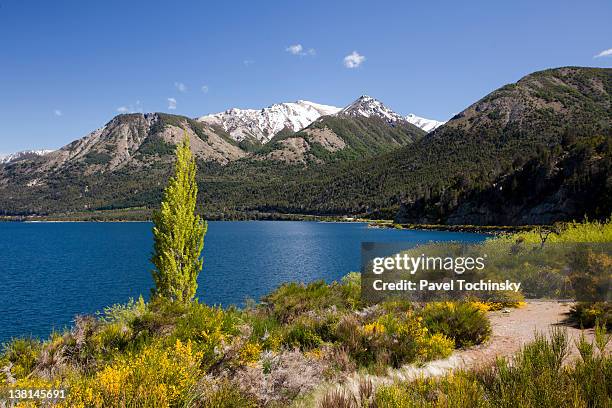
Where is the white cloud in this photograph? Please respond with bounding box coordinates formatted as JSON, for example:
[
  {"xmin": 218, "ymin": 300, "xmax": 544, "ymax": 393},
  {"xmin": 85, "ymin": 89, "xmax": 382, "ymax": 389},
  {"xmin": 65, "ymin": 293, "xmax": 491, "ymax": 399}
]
[
  {"xmin": 167, "ymin": 98, "xmax": 177, "ymax": 110},
  {"xmin": 243, "ymin": 59, "xmax": 255, "ymax": 66},
  {"xmin": 344, "ymin": 51, "xmax": 365, "ymax": 68},
  {"xmin": 174, "ymin": 82, "xmax": 187, "ymax": 92},
  {"xmin": 286, "ymin": 44, "xmax": 303, "ymax": 55},
  {"xmin": 201, "ymin": 85, "xmax": 209, "ymax": 93},
  {"xmin": 286, "ymin": 44, "xmax": 316, "ymax": 57},
  {"xmin": 594, "ymin": 48, "xmax": 612, "ymax": 58},
  {"xmin": 116, "ymin": 100, "xmax": 143, "ymax": 114},
  {"xmin": 53, "ymin": 109, "xmax": 62, "ymax": 116}
]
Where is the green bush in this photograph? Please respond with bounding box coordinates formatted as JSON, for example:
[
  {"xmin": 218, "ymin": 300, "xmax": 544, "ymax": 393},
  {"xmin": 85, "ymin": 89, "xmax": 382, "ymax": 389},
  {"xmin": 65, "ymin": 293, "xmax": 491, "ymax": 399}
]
[
  {"xmin": 90, "ymin": 321, "xmax": 133, "ymax": 357},
  {"xmin": 374, "ymin": 375, "xmax": 486, "ymax": 408},
  {"xmin": 280, "ymin": 311, "xmax": 340, "ymax": 350},
  {"xmin": 570, "ymin": 302, "xmax": 611, "ymax": 328},
  {"xmin": 1, "ymin": 338, "xmax": 41, "ymax": 379},
  {"xmin": 420, "ymin": 302, "xmax": 491, "ymax": 347},
  {"xmin": 262, "ymin": 280, "xmax": 351, "ymax": 323},
  {"xmin": 197, "ymin": 379, "xmax": 258, "ymax": 407},
  {"xmin": 171, "ymin": 301, "xmax": 241, "ymax": 343},
  {"xmin": 281, "ymin": 319, "xmax": 323, "ymax": 350},
  {"xmin": 334, "ymin": 310, "xmax": 453, "ymax": 369}
]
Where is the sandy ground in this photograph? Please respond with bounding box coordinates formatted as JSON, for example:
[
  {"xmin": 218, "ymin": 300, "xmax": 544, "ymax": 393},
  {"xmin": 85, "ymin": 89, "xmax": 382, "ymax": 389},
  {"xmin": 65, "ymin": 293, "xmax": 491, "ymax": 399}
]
[
  {"xmin": 326, "ymin": 301, "xmax": 607, "ymax": 401},
  {"xmin": 447, "ymin": 300, "xmax": 604, "ymax": 367}
]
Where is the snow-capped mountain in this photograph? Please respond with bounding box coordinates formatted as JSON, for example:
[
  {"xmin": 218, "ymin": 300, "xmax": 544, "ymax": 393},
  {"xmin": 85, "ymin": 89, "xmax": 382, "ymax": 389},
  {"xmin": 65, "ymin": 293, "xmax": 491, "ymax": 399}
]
[
  {"xmin": 405, "ymin": 113, "xmax": 445, "ymax": 132},
  {"xmin": 338, "ymin": 95, "xmax": 406, "ymax": 123},
  {"xmin": 197, "ymin": 100, "xmax": 341, "ymax": 143},
  {"xmin": 197, "ymin": 96, "xmax": 444, "ymax": 143},
  {"xmin": 0, "ymin": 149, "xmax": 54, "ymax": 164}
]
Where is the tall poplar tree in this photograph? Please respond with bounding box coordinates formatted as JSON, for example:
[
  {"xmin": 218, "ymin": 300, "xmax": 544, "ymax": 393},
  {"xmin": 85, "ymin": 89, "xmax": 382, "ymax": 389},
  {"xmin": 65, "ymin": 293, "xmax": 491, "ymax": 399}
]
[{"xmin": 151, "ymin": 135, "xmax": 206, "ymax": 302}]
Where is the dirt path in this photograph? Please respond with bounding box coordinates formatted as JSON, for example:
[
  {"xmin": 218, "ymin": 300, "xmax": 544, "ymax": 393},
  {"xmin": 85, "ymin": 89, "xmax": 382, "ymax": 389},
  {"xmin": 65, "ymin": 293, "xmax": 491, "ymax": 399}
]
[
  {"xmin": 322, "ymin": 301, "xmax": 605, "ymax": 402},
  {"xmin": 445, "ymin": 300, "xmax": 601, "ymax": 368}
]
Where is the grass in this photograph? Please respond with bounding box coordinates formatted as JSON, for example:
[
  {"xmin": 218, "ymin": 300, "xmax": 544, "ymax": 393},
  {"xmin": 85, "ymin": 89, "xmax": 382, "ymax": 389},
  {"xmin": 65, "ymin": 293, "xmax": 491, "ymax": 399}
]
[
  {"xmin": 496, "ymin": 218, "xmax": 612, "ymax": 244},
  {"xmin": 321, "ymin": 325, "xmax": 611, "ymax": 408}
]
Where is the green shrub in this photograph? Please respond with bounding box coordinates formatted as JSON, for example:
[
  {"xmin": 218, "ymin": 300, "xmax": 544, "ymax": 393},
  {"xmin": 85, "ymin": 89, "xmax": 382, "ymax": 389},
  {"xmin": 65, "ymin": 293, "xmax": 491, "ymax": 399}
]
[
  {"xmin": 570, "ymin": 302, "xmax": 611, "ymax": 328},
  {"xmin": 498, "ymin": 218, "xmax": 612, "ymax": 244},
  {"xmin": 244, "ymin": 311, "xmax": 281, "ymax": 346},
  {"xmin": 90, "ymin": 321, "xmax": 133, "ymax": 357},
  {"xmin": 170, "ymin": 301, "xmax": 242, "ymax": 368},
  {"xmin": 131, "ymin": 296, "xmax": 192, "ymax": 335},
  {"xmin": 172, "ymin": 301, "xmax": 241, "ymax": 343},
  {"xmin": 339, "ymin": 272, "xmax": 362, "ymax": 309},
  {"xmin": 374, "ymin": 375, "xmax": 486, "ymax": 408},
  {"xmin": 420, "ymin": 332, "xmax": 455, "ymax": 360},
  {"xmin": 420, "ymin": 302, "xmax": 491, "ymax": 347},
  {"xmin": 281, "ymin": 319, "xmax": 324, "ymax": 350},
  {"xmin": 65, "ymin": 338, "xmax": 203, "ymax": 407},
  {"xmin": 263, "ymin": 280, "xmax": 347, "ymax": 323},
  {"xmin": 1, "ymin": 338, "xmax": 41, "ymax": 379},
  {"xmin": 333, "ymin": 310, "xmax": 452, "ymax": 369},
  {"xmin": 197, "ymin": 379, "xmax": 258, "ymax": 407},
  {"xmin": 373, "ymin": 312, "xmax": 428, "ymax": 367},
  {"xmin": 99, "ymin": 296, "xmax": 147, "ymax": 325}
]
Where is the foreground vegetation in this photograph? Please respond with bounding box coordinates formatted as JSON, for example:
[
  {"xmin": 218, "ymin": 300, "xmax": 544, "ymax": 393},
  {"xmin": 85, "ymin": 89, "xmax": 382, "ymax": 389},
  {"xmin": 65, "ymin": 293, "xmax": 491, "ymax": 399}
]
[
  {"xmin": 0, "ymin": 278, "xmax": 495, "ymax": 407},
  {"xmin": 322, "ymin": 326, "xmax": 610, "ymax": 408}
]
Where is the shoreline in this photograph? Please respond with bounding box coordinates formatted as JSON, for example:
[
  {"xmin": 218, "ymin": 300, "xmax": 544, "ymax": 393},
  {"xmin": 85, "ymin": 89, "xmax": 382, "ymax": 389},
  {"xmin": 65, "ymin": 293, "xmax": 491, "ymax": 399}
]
[{"xmin": 1, "ymin": 214, "xmax": 534, "ymax": 234}]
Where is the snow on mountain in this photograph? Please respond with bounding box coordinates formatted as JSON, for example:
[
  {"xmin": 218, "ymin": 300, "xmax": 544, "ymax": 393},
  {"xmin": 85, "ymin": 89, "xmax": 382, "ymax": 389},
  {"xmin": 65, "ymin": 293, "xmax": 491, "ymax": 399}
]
[
  {"xmin": 0, "ymin": 150, "xmax": 54, "ymax": 164},
  {"xmin": 197, "ymin": 96, "xmax": 444, "ymax": 144},
  {"xmin": 338, "ymin": 95, "xmax": 406, "ymax": 123},
  {"xmin": 197, "ymin": 100, "xmax": 341, "ymax": 143},
  {"xmin": 405, "ymin": 113, "xmax": 445, "ymax": 132}
]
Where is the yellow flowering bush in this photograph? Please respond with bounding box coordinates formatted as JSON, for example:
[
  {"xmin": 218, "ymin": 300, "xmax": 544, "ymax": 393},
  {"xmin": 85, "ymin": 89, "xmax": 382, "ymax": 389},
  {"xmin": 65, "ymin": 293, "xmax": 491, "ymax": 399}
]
[
  {"xmin": 362, "ymin": 321, "xmax": 385, "ymax": 336},
  {"xmin": 420, "ymin": 332, "xmax": 455, "ymax": 360},
  {"xmin": 238, "ymin": 342, "xmax": 262, "ymax": 366},
  {"xmin": 1, "ymin": 338, "xmax": 41, "ymax": 380},
  {"xmin": 65, "ymin": 339, "xmax": 202, "ymax": 407},
  {"xmin": 262, "ymin": 330, "xmax": 283, "ymax": 351}
]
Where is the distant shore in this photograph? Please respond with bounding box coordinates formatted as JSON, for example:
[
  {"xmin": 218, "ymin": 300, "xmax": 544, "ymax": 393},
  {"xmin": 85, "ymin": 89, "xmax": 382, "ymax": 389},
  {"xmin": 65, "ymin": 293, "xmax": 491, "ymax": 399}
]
[{"xmin": 0, "ymin": 210, "xmax": 534, "ymax": 234}]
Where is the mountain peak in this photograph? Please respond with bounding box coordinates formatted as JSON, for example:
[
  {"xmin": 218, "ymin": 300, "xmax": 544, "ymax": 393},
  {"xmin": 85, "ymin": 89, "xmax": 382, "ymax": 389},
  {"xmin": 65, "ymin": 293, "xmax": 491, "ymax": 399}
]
[
  {"xmin": 338, "ymin": 95, "xmax": 405, "ymax": 123},
  {"xmin": 197, "ymin": 100, "xmax": 341, "ymax": 143},
  {"xmin": 405, "ymin": 113, "xmax": 445, "ymax": 132}
]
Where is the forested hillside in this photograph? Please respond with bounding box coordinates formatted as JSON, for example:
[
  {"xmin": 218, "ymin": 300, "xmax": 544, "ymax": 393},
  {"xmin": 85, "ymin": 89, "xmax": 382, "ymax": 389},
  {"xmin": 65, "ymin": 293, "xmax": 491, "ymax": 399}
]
[
  {"xmin": 221, "ymin": 67, "xmax": 610, "ymax": 224},
  {"xmin": 0, "ymin": 67, "xmax": 610, "ymax": 225}
]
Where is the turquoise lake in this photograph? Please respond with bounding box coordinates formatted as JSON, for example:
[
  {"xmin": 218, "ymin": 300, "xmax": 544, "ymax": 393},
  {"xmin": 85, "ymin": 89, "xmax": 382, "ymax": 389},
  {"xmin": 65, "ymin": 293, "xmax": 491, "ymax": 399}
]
[{"xmin": 0, "ymin": 221, "xmax": 486, "ymax": 342}]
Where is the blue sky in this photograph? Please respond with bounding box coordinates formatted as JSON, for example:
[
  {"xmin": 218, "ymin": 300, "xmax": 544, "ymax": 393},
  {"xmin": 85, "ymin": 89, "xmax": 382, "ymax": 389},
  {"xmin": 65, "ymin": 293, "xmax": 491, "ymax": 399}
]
[{"xmin": 1, "ymin": 0, "xmax": 611, "ymax": 154}]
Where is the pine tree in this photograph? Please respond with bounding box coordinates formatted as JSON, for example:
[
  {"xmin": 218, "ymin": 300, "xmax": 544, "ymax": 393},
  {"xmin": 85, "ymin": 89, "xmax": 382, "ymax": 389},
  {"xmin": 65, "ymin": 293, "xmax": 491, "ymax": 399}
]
[{"xmin": 151, "ymin": 135, "xmax": 206, "ymax": 302}]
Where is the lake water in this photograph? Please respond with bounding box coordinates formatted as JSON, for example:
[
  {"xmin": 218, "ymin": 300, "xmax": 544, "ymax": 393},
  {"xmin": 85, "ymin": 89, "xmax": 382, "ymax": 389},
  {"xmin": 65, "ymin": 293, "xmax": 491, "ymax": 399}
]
[{"xmin": 0, "ymin": 221, "xmax": 486, "ymax": 342}]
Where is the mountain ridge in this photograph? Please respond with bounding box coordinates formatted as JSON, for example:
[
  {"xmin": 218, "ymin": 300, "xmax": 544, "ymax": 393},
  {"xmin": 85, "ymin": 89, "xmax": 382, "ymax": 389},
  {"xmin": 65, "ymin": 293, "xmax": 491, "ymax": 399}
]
[
  {"xmin": 0, "ymin": 67, "xmax": 609, "ymax": 225},
  {"xmin": 270, "ymin": 66, "xmax": 611, "ymax": 224},
  {"xmin": 0, "ymin": 150, "xmax": 54, "ymax": 164},
  {"xmin": 2, "ymin": 97, "xmax": 443, "ymax": 162},
  {"xmin": 197, "ymin": 97, "xmax": 442, "ymax": 145},
  {"xmin": 197, "ymin": 100, "xmax": 341, "ymax": 144}
]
